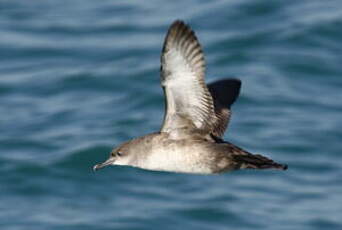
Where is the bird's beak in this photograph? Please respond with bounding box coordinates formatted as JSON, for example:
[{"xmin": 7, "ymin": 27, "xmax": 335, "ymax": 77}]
[{"xmin": 93, "ymin": 157, "xmax": 116, "ymax": 171}]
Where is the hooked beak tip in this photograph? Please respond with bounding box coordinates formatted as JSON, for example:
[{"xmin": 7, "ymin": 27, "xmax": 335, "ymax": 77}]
[
  {"xmin": 93, "ymin": 158, "xmax": 115, "ymax": 172},
  {"xmin": 93, "ymin": 164, "xmax": 100, "ymax": 172}
]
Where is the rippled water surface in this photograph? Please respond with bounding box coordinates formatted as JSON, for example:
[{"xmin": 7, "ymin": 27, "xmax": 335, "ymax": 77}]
[{"xmin": 1, "ymin": 1, "xmax": 342, "ymax": 229}]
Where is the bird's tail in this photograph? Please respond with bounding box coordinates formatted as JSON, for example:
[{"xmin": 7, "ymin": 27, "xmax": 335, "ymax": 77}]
[{"xmin": 233, "ymin": 153, "xmax": 288, "ymax": 170}]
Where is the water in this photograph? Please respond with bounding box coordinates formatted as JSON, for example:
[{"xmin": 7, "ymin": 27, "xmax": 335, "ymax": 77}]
[{"xmin": 1, "ymin": 0, "xmax": 342, "ymax": 229}]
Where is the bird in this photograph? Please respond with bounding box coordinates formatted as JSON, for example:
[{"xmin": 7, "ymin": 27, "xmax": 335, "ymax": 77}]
[{"xmin": 93, "ymin": 20, "xmax": 288, "ymax": 174}]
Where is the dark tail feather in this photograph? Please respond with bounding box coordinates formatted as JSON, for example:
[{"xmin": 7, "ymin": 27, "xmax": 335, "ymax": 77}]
[{"xmin": 234, "ymin": 154, "xmax": 288, "ymax": 170}]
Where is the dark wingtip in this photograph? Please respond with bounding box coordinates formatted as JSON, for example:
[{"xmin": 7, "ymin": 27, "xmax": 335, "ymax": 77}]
[
  {"xmin": 163, "ymin": 19, "xmax": 197, "ymax": 55},
  {"xmin": 282, "ymin": 164, "xmax": 288, "ymax": 170},
  {"xmin": 208, "ymin": 78, "xmax": 242, "ymax": 108},
  {"xmin": 167, "ymin": 20, "xmax": 187, "ymax": 35},
  {"xmin": 171, "ymin": 19, "xmax": 185, "ymax": 26}
]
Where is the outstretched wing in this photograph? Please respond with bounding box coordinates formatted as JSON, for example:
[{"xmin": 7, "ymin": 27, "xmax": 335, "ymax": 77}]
[
  {"xmin": 208, "ymin": 79, "xmax": 241, "ymax": 137},
  {"xmin": 160, "ymin": 20, "xmax": 216, "ymax": 138}
]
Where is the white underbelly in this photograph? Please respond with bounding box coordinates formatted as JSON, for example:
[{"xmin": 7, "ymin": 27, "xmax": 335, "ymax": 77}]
[{"xmin": 135, "ymin": 145, "xmax": 213, "ymax": 174}]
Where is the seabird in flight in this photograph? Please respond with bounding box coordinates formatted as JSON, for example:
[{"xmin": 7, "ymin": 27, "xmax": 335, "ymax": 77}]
[{"xmin": 93, "ymin": 20, "xmax": 287, "ymax": 174}]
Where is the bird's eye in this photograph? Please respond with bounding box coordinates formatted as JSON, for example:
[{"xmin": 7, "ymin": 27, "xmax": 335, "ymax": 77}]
[{"xmin": 117, "ymin": 151, "xmax": 123, "ymax": 157}]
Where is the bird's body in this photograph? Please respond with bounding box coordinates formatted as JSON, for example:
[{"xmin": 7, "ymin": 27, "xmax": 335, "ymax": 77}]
[
  {"xmin": 93, "ymin": 20, "xmax": 287, "ymax": 174},
  {"xmin": 105, "ymin": 132, "xmax": 286, "ymax": 174},
  {"xmin": 115, "ymin": 132, "xmax": 218, "ymax": 174}
]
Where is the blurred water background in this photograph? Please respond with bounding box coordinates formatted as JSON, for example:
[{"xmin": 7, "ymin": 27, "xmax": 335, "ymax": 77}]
[{"xmin": 1, "ymin": 0, "xmax": 342, "ymax": 229}]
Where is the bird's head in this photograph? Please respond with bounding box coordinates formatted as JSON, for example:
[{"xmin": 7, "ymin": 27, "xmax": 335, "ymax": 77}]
[{"xmin": 93, "ymin": 140, "xmax": 137, "ymax": 171}]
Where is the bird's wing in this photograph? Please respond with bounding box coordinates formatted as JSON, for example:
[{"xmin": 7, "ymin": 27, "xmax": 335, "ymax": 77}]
[
  {"xmin": 160, "ymin": 20, "xmax": 216, "ymax": 138},
  {"xmin": 207, "ymin": 79, "xmax": 241, "ymax": 137}
]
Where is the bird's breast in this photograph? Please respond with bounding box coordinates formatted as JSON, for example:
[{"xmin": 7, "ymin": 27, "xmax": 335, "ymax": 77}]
[{"xmin": 135, "ymin": 141, "xmax": 215, "ymax": 174}]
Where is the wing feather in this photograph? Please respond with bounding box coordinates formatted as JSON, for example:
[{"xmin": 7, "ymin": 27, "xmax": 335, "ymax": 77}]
[
  {"xmin": 208, "ymin": 79, "xmax": 241, "ymax": 137},
  {"xmin": 160, "ymin": 20, "xmax": 216, "ymax": 138}
]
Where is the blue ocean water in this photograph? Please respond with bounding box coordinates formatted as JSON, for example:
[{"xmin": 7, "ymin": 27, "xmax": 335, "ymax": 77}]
[{"xmin": 1, "ymin": 0, "xmax": 342, "ymax": 229}]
